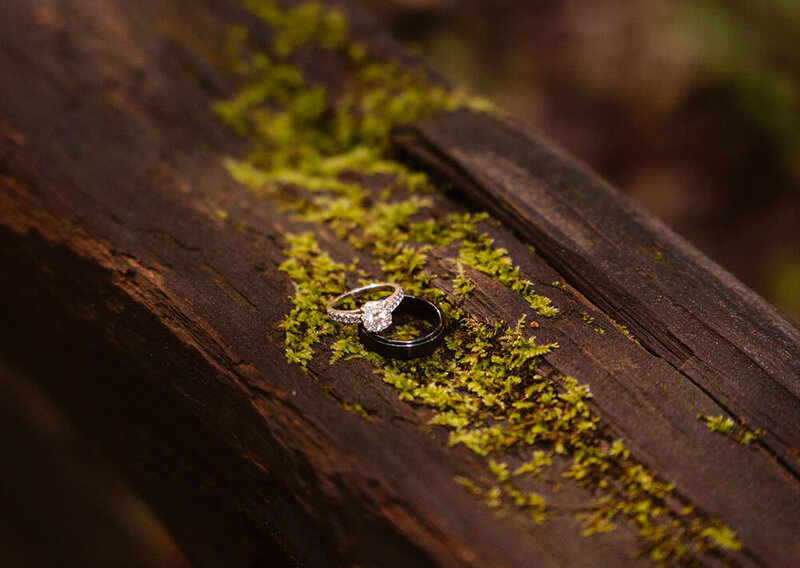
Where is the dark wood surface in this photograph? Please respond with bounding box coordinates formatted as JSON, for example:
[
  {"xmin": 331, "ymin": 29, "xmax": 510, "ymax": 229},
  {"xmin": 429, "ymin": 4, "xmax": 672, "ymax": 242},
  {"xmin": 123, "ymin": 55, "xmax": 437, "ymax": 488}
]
[
  {"xmin": 394, "ymin": 110, "xmax": 800, "ymax": 461},
  {"xmin": 393, "ymin": 111, "xmax": 800, "ymax": 565},
  {"xmin": 0, "ymin": 357, "xmax": 190, "ymax": 568},
  {"xmin": 0, "ymin": 0, "xmax": 798, "ymax": 567}
]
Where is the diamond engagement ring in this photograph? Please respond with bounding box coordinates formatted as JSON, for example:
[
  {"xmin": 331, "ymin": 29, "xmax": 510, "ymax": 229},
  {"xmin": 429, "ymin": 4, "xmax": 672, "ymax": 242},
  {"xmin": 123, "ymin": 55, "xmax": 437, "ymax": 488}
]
[{"xmin": 326, "ymin": 283, "xmax": 404, "ymax": 332}]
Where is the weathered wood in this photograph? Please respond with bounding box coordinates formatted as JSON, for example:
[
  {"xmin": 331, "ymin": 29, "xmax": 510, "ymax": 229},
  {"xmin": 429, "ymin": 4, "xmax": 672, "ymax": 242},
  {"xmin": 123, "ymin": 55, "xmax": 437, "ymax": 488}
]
[
  {"xmin": 0, "ymin": 0, "xmax": 798, "ymax": 567},
  {"xmin": 394, "ymin": 110, "xmax": 800, "ymax": 562},
  {"xmin": 394, "ymin": 110, "xmax": 800, "ymax": 461}
]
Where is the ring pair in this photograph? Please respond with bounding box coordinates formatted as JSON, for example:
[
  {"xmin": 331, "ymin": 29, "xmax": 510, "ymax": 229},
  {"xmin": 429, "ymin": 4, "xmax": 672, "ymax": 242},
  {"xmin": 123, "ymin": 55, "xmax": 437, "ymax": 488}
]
[{"xmin": 326, "ymin": 283, "xmax": 444, "ymax": 360}]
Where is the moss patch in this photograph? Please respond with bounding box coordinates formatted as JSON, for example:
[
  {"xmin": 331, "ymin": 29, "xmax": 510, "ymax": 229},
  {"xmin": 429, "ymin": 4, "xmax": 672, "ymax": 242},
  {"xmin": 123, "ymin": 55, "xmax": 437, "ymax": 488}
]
[
  {"xmin": 582, "ymin": 312, "xmax": 606, "ymax": 335},
  {"xmin": 343, "ymin": 402, "xmax": 371, "ymax": 419},
  {"xmin": 217, "ymin": 0, "xmax": 742, "ymax": 563},
  {"xmin": 697, "ymin": 414, "xmax": 764, "ymax": 445},
  {"xmin": 278, "ymin": 230, "xmax": 740, "ymax": 563}
]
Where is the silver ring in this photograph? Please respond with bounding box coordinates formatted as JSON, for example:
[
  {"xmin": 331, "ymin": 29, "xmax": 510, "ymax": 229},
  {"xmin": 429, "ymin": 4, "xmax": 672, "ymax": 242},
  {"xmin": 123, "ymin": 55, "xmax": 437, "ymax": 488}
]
[{"xmin": 326, "ymin": 282, "xmax": 404, "ymax": 332}]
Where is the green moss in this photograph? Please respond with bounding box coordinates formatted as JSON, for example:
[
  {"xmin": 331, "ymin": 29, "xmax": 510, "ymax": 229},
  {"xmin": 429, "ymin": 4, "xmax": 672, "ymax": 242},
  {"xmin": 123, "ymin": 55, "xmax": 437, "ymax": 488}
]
[
  {"xmin": 697, "ymin": 522, "xmax": 742, "ymax": 551},
  {"xmin": 277, "ymin": 232, "xmax": 359, "ymax": 366},
  {"xmin": 343, "ymin": 402, "xmax": 371, "ymax": 419},
  {"xmin": 582, "ymin": 312, "xmax": 606, "ymax": 335},
  {"xmin": 611, "ymin": 318, "xmax": 641, "ymax": 345},
  {"xmin": 485, "ymin": 486, "xmax": 503, "ymax": 508},
  {"xmin": 488, "ymin": 459, "xmax": 510, "ymax": 482},
  {"xmin": 505, "ymin": 485, "xmax": 547, "ymax": 523},
  {"xmin": 459, "ymin": 235, "xmax": 556, "ymax": 316},
  {"xmin": 217, "ymin": 1, "xmax": 742, "ymax": 563},
  {"xmin": 453, "ymin": 262, "xmax": 475, "ymax": 300},
  {"xmin": 697, "ymin": 413, "xmax": 764, "ymax": 445},
  {"xmin": 455, "ymin": 476, "xmax": 482, "ymax": 495}
]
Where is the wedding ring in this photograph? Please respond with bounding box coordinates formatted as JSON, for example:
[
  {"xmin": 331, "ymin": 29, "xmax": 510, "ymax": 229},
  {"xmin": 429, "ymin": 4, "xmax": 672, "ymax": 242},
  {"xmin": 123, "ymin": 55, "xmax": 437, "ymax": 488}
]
[
  {"xmin": 326, "ymin": 282, "xmax": 404, "ymax": 332},
  {"xmin": 358, "ymin": 295, "xmax": 445, "ymax": 360}
]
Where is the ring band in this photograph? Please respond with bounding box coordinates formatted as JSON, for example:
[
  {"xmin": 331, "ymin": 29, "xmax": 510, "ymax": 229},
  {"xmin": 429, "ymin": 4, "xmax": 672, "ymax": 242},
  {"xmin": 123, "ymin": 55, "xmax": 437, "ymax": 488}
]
[
  {"xmin": 326, "ymin": 282, "xmax": 404, "ymax": 332},
  {"xmin": 358, "ymin": 295, "xmax": 445, "ymax": 360}
]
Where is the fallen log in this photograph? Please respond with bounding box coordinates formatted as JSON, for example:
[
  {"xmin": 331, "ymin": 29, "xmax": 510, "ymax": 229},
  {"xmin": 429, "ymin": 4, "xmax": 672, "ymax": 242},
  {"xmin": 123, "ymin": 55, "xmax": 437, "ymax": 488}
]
[{"xmin": 0, "ymin": 0, "xmax": 798, "ymax": 566}]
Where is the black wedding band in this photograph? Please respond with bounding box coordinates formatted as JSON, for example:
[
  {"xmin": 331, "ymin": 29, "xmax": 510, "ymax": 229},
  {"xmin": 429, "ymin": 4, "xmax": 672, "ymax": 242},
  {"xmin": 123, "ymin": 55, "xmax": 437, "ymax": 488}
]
[{"xmin": 358, "ymin": 295, "xmax": 445, "ymax": 360}]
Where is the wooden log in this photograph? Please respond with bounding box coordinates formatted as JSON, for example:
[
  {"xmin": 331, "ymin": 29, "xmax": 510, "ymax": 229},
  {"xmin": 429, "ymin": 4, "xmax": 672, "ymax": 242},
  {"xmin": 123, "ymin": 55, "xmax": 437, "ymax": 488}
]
[
  {"xmin": 393, "ymin": 110, "xmax": 800, "ymax": 460},
  {"xmin": 393, "ymin": 111, "xmax": 800, "ymax": 564},
  {"xmin": 0, "ymin": 0, "xmax": 798, "ymax": 566}
]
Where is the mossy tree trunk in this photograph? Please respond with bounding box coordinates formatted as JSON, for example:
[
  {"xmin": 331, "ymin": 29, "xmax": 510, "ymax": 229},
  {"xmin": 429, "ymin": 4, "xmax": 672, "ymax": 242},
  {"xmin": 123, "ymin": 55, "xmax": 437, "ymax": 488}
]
[{"xmin": 0, "ymin": 0, "xmax": 798, "ymax": 567}]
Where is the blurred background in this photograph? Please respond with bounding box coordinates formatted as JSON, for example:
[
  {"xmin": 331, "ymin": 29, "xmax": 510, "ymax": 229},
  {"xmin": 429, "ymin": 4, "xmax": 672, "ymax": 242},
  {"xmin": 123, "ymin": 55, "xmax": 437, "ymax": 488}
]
[{"xmin": 363, "ymin": 0, "xmax": 800, "ymax": 322}]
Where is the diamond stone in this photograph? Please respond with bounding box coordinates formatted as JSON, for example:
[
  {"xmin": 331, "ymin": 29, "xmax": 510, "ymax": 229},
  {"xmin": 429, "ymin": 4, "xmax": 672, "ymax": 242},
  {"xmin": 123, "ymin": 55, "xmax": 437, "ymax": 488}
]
[{"xmin": 361, "ymin": 300, "xmax": 392, "ymax": 332}]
